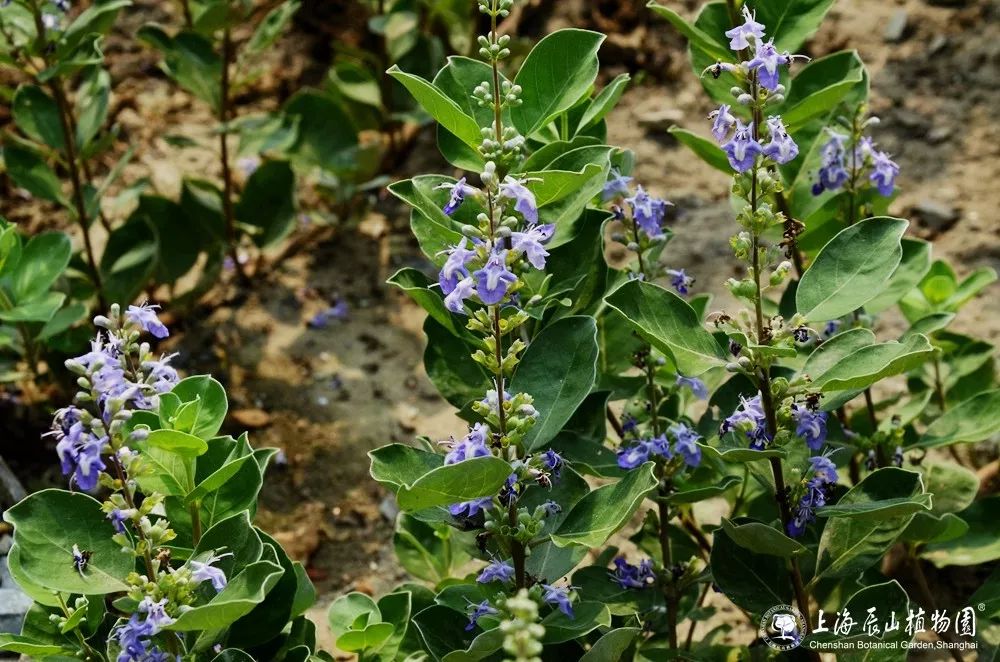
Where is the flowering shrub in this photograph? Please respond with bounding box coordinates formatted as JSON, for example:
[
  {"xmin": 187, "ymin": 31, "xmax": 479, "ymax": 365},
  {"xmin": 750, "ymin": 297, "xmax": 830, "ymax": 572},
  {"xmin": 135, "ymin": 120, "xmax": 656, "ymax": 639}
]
[{"xmin": 0, "ymin": 305, "xmax": 316, "ymax": 659}]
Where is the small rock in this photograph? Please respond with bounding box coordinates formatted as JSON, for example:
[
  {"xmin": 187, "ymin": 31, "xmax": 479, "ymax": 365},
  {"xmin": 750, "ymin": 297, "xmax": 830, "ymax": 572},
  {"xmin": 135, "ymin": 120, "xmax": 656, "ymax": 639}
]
[
  {"xmin": 927, "ymin": 126, "xmax": 953, "ymax": 144},
  {"xmin": 884, "ymin": 9, "xmax": 909, "ymax": 42},
  {"xmin": 379, "ymin": 496, "xmax": 400, "ymax": 522},
  {"xmin": 928, "ymin": 35, "xmax": 949, "ymax": 55},
  {"xmin": 912, "ymin": 199, "xmax": 960, "ymax": 233},
  {"xmin": 230, "ymin": 408, "xmax": 272, "ymax": 429}
]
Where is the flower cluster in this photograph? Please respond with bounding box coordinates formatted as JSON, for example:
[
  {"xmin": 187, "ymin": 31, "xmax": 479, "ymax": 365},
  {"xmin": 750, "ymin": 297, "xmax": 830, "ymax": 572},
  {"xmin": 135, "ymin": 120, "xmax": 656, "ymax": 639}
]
[
  {"xmin": 787, "ymin": 455, "xmax": 839, "ymax": 537},
  {"xmin": 436, "ymin": 170, "xmax": 552, "ymax": 314},
  {"xmin": 609, "ymin": 557, "xmax": 656, "ymax": 590},
  {"xmin": 721, "ymin": 393, "xmax": 771, "ymax": 450},
  {"xmin": 812, "ymin": 125, "xmax": 900, "ymax": 197},
  {"xmin": 791, "ymin": 403, "xmax": 829, "ymax": 451},
  {"xmin": 617, "ymin": 422, "xmax": 703, "ymax": 469},
  {"xmin": 49, "ymin": 304, "xmax": 178, "ymax": 491},
  {"xmin": 705, "ymin": 6, "xmax": 806, "ymax": 173}
]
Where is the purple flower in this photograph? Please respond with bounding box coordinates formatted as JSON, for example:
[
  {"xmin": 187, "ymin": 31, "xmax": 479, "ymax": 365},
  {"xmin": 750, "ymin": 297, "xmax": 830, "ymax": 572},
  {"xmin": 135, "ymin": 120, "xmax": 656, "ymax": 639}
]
[
  {"xmin": 724, "ymin": 5, "xmax": 765, "ymax": 51},
  {"xmin": 762, "ymin": 116, "xmax": 799, "ymax": 164},
  {"xmin": 541, "ymin": 500, "xmax": 562, "ymax": 516},
  {"xmin": 747, "ymin": 40, "xmax": 789, "ymax": 91},
  {"xmin": 540, "ymin": 449, "xmax": 564, "ymax": 479},
  {"xmin": 308, "ymin": 299, "xmax": 349, "ymax": 328},
  {"xmin": 439, "ymin": 239, "xmax": 477, "ymax": 295},
  {"xmin": 721, "ymin": 120, "xmax": 763, "ymax": 173},
  {"xmin": 647, "ymin": 434, "xmax": 672, "ymax": 458},
  {"xmin": 139, "ymin": 597, "xmax": 175, "ymax": 634},
  {"xmin": 667, "ymin": 268, "xmax": 694, "ymax": 296},
  {"xmin": 125, "ymin": 303, "xmax": 169, "ymax": 339},
  {"xmin": 499, "ymin": 177, "xmax": 538, "ymax": 224},
  {"xmin": 675, "ymin": 374, "xmax": 708, "ymax": 400},
  {"xmin": 610, "ymin": 557, "xmax": 655, "ymax": 590},
  {"xmin": 436, "ymin": 177, "xmax": 477, "ymax": 216},
  {"xmin": 625, "ymin": 186, "xmax": 670, "ymax": 239},
  {"xmin": 721, "ymin": 394, "xmax": 771, "ymax": 449},
  {"xmin": 477, "ymin": 559, "xmax": 515, "ymax": 584},
  {"xmin": 449, "ymin": 497, "xmax": 492, "ymax": 518},
  {"xmin": 870, "ymin": 151, "xmax": 899, "ymax": 196},
  {"xmin": 108, "ymin": 508, "xmax": 131, "ymax": 533},
  {"xmin": 541, "ymin": 584, "xmax": 575, "ymax": 618},
  {"xmin": 444, "ymin": 276, "xmax": 475, "ymax": 314},
  {"xmin": 812, "ymin": 131, "xmax": 849, "ymax": 195},
  {"xmin": 465, "ymin": 600, "xmax": 498, "ymax": 631},
  {"xmin": 189, "ymin": 553, "xmax": 231, "ymax": 592},
  {"xmin": 671, "ymin": 423, "xmax": 702, "ymax": 468},
  {"xmin": 510, "ymin": 223, "xmax": 555, "ymax": 270},
  {"xmin": 602, "ymin": 171, "xmax": 633, "ymax": 201},
  {"xmin": 444, "ymin": 424, "xmax": 491, "ymax": 465},
  {"xmin": 115, "ymin": 614, "xmax": 155, "ymax": 662},
  {"xmin": 472, "ymin": 250, "xmax": 517, "ymax": 305},
  {"xmin": 793, "ymin": 406, "xmax": 828, "ymax": 451},
  {"xmin": 50, "ymin": 408, "xmax": 107, "ymax": 491},
  {"xmin": 617, "ymin": 440, "xmax": 651, "ymax": 469},
  {"xmin": 788, "ymin": 455, "xmax": 838, "ymax": 537},
  {"xmin": 709, "ymin": 104, "xmax": 737, "ymax": 142}
]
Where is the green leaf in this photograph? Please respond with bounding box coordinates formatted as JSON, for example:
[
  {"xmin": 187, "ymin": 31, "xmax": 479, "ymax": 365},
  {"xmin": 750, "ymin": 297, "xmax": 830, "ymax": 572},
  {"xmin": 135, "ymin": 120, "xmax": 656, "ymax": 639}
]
[
  {"xmin": 283, "ymin": 90, "xmax": 359, "ymax": 172},
  {"xmin": 511, "ymin": 29, "xmax": 606, "ymax": 137},
  {"xmin": 168, "ymin": 560, "xmax": 284, "ymax": 631},
  {"xmin": 664, "ymin": 474, "xmax": 743, "ymax": 504},
  {"xmin": 647, "ymin": 2, "xmax": 731, "ymax": 61},
  {"xmin": 388, "ymin": 65, "xmax": 481, "ymax": 148},
  {"xmin": 369, "ymin": 443, "xmax": 445, "ymax": 494},
  {"xmin": 0, "ymin": 634, "xmax": 69, "ymax": 657},
  {"xmin": 923, "ymin": 497, "xmax": 1000, "ymax": 568},
  {"xmin": 192, "ymin": 511, "xmax": 264, "ymax": 577},
  {"xmin": 146, "ymin": 429, "xmax": 208, "ymax": 458},
  {"xmin": 338, "ymin": 623, "xmax": 395, "ymax": 652},
  {"xmin": 170, "ymin": 375, "xmax": 229, "ymax": 439},
  {"xmin": 797, "ymin": 217, "xmax": 909, "ymax": 321},
  {"xmin": 710, "ymin": 523, "xmax": 794, "ymax": 613},
  {"xmin": 571, "ymin": 566, "xmax": 658, "ymax": 617},
  {"xmin": 810, "ymin": 581, "xmax": 913, "ymax": 656},
  {"xmin": 917, "ymin": 389, "xmax": 1000, "ymax": 448},
  {"xmin": 329, "ymin": 592, "xmax": 380, "ymax": 639},
  {"xmin": 721, "ymin": 517, "xmax": 807, "ymax": 558},
  {"xmin": 12, "ymin": 231, "xmax": 71, "ymax": 303},
  {"xmin": 809, "ymin": 333, "xmax": 935, "ymax": 392},
  {"xmin": 510, "ymin": 316, "xmax": 599, "ymax": 451},
  {"xmin": 37, "ymin": 302, "xmax": 87, "ymax": 342},
  {"xmin": 0, "ymin": 291, "xmax": 64, "ymax": 323},
  {"xmin": 605, "ymin": 280, "xmax": 726, "ymax": 376},
  {"xmin": 3, "ymin": 143, "xmax": 68, "ymax": 205},
  {"xmin": 577, "ymin": 73, "xmax": 630, "ymax": 134},
  {"xmin": 236, "ymin": 160, "xmax": 296, "ymax": 248},
  {"xmin": 394, "ymin": 515, "xmax": 455, "ymax": 583},
  {"xmin": 423, "ymin": 316, "xmax": 490, "ymax": 407},
  {"xmin": 245, "ymin": 0, "xmax": 300, "ymax": 54},
  {"xmin": 813, "ymin": 468, "xmax": 927, "ymax": 583},
  {"xmin": 580, "ymin": 627, "xmax": 641, "ymax": 661},
  {"xmin": 3, "ymin": 489, "xmax": 134, "ymax": 594},
  {"xmin": 755, "ymin": 0, "xmax": 837, "ymax": 52},
  {"xmin": 139, "ymin": 27, "xmax": 222, "ymax": 111},
  {"xmin": 668, "ymin": 126, "xmax": 732, "ymax": 175},
  {"xmin": 553, "ymin": 462, "xmax": 658, "ymax": 548},
  {"xmin": 388, "ymin": 267, "xmax": 466, "ymax": 337},
  {"xmin": 865, "ymin": 238, "xmax": 932, "ymax": 314},
  {"xmin": 921, "ymin": 462, "xmax": 979, "ymax": 515},
  {"xmin": 397, "ymin": 456, "xmax": 512, "ymax": 512},
  {"xmin": 780, "ymin": 51, "xmax": 864, "ymax": 129},
  {"xmin": 75, "ymin": 68, "xmax": 110, "ymax": 149},
  {"xmin": 541, "ymin": 601, "xmax": 611, "ymax": 644},
  {"xmin": 12, "ymin": 85, "xmax": 64, "ymax": 150}
]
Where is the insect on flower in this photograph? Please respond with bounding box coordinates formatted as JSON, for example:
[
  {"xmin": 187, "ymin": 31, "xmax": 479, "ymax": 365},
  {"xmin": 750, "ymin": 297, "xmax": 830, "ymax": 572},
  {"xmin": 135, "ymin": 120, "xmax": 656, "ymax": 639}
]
[{"xmin": 72, "ymin": 544, "xmax": 92, "ymax": 577}]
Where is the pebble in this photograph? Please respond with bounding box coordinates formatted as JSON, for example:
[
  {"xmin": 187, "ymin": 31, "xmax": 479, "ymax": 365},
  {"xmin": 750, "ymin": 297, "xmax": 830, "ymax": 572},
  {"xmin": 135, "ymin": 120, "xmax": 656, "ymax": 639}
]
[
  {"xmin": 927, "ymin": 126, "xmax": 953, "ymax": 144},
  {"xmin": 230, "ymin": 408, "xmax": 272, "ymax": 428},
  {"xmin": 884, "ymin": 9, "xmax": 909, "ymax": 42},
  {"xmin": 379, "ymin": 496, "xmax": 400, "ymax": 522},
  {"xmin": 912, "ymin": 199, "xmax": 960, "ymax": 233}
]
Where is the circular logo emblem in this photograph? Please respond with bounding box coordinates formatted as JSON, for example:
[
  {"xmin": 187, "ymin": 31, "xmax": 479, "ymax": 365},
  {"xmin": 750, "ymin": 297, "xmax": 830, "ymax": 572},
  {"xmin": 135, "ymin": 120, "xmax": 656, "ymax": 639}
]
[{"xmin": 759, "ymin": 604, "xmax": 806, "ymax": 651}]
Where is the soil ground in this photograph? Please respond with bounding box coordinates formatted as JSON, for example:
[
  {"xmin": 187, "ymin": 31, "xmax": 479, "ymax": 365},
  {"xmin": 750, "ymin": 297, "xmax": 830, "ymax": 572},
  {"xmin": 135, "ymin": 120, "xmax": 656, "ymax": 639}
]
[{"xmin": 1, "ymin": 0, "xmax": 997, "ymax": 656}]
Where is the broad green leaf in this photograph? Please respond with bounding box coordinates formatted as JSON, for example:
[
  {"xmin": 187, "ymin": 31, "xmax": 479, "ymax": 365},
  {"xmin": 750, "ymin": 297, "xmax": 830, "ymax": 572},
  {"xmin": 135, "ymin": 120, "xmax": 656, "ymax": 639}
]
[
  {"xmin": 523, "ymin": 165, "xmax": 605, "ymax": 207},
  {"xmin": 511, "ymin": 29, "xmax": 605, "ymax": 137},
  {"xmin": 810, "ymin": 581, "xmax": 913, "ymax": 658},
  {"xmin": 664, "ymin": 474, "xmax": 742, "ymax": 504},
  {"xmin": 146, "ymin": 429, "xmax": 208, "ymax": 458},
  {"xmin": 921, "ymin": 462, "xmax": 979, "ymax": 515},
  {"xmin": 388, "ymin": 176, "xmax": 465, "ymax": 263},
  {"xmin": 37, "ymin": 302, "xmax": 87, "ymax": 342},
  {"xmin": 387, "ymin": 267, "xmax": 466, "ymax": 337},
  {"xmin": 423, "ymin": 316, "xmax": 490, "ymax": 407},
  {"xmin": 5, "ymin": 546, "xmax": 61, "ymax": 606},
  {"xmin": 0, "ymin": 635, "xmax": 69, "ymax": 657},
  {"xmin": 3, "ymin": 490, "xmax": 134, "ymax": 594},
  {"xmin": 917, "ymin": 389, "xmax": 1000, "ymax": 448},
  {"xmin": 571, "ymin": 566, "xmax": 658, "ymax": 617},
  {"xmin": 193, "ymin": 511, "xmax": 264, "ymax": 578},
  {"xmin": 510, "ymin": 316, "xmax": 599, "ymax": 451},
  {"xmin": 580, "ymin": 627, "xmax": 641, "ymax": 661},
  {"xmin": 754, "ymin": 0, "xmax": 837, "ymax": 52},
  {"xmin": 923, "ymin": 497, "xmax": 1000, "ymax": 568},
  {"xmin": 329, "ymin": 592, "xmax": 381, "ymax": 639},
  {"xmin": 865, "ymin": 238, "xmax": 932, "ymax": 314},
  {"xmin": 184, "ymin": 451, "xmax": 255, "ymax": 504},
  {"xmin": 700, "ymin": 435, "xmax": 786, "ymax": 463},
  {"xmin": 605, "ymin": 280, "xmax": 725, "ymax": 376},
  {"xmin": 780, "ymin": 51, "xmax": 864, "ymax": 129},
  {"xmin": 168, "ymin": 560, "xmax": 284, "ymax": 631},
  {"xmin": 797, "ymin": 217, "xmax": 908, "ymax": 321},
  {"xmin": 76, "ymin": 68, "xmax": 111, "ymax": 148},
  {"xmin": 668, "ymin": 127, "xmax": 732, "ymax": 175},
  {"xmin": 647, "ymin": 2, "xmax": 731, "ymax": 61},
  {"xmin": 282, "ymin": 90, "xmax": 359, "ymax": 172},
  {"xmin": 170, "ymin": 375, "xmax": 229, "ymax": 439},
  {"xmin": 11, "ymin": 232, "xmax": 73, "ymax": 303},
  {"xmin": 3, "ymin": 144, "xmax": 68, "ymax": 205},
  {"xmin": 721, "ymin": 517, "xmax": 807, "ymax": 558},
  {"xmin": 710, "ymin": 524, "xmax": 793, "ymax": 613},
  {"xmin": 577, "ymin": 73, "xmax": 630, "ymax": 134},
  {"xmin": 541, "ymin": 601, "xmax": 611, "ymax": 644},
  {"xmin": 553, "ymin": 462, "xmax": 658, "ymax": 548},
  {"xmin": 244, "ymin": 0, "xmax": 299, "ymax": 54},
  {"xmin": 800, "ymin": 327, "xmax": 874, "ymax": 381},
  {"xmin": 12, "ymin": 85, "xmax": 64, "ymax": 150},
  {"xmin": 397, "ymin": 456, "xmax": 512, "ymax": 511},
  {"xmin": 388, "ymin": 66, "xmax": 481, "ymax": 148},
  {"xmin": 369, "ymin": 443, "xmax": 445, "ymax": 494},
  {"xmin": 229, "ymin": 531, "xmax": 302, "ymax": 647},
  {"xmin": 810, "ymin": 333, "xmax": 935, "ymax": 392},
  {"xmin": 814, "ymin": 468, "xmax": 926, "ymax": 582},
  {"xmin": 338, "ymin": 623, "xmax": 395, "ymax": 652},
  {"xmin": 902, "ymin": 512, "xmax": 968, "ymax": 545},
  {"xmin": 0, "ymin": 291, "xmax": 65, "ymax": 323},
  {"xmin": 394, "ymin": 515, "xmax": 455, "ymax": 583},
  {"xmin": 139, "ymin": 27, "xmax": 222, "ymax": 111},
  {"xmin": 236, "ymin": 160, "xmax": 296, "ymax": 248}
]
